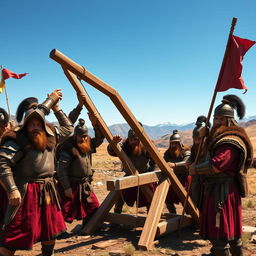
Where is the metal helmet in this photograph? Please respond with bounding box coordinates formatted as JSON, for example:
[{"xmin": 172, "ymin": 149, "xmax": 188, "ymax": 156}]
[
  {"xmin": 17, "ymin": 95, "xmax": 59, "ymax": 136},
  {"xmin": 22, "ymin": 106, "xmax": 54, "ymax": 136},
  {"xmin": 0, "ymin": 108, "xmax": 9, "ymax": 126},
  {"xmin": 193, "ymin": 115, "xmax": 207, "ymax": 139},
  {"xmin": 74, "ymin": 118, "xmax": 88, "ymax": 136},
  {"xmin": 214, "ymin": 94, "xmax": 245, "ymax": 120},
  {"xmin": 127, "ymin": 121, "xmax": 143, "ymax": 139},
  {"xmin": 169, "ymin": 130, "xmax": 181, "ymax": 143}
]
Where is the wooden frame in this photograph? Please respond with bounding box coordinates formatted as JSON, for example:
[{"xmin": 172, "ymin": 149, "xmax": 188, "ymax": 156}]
[{"xmin": 50, "ymin": 49, "xmax": 199, "ymax": 250}]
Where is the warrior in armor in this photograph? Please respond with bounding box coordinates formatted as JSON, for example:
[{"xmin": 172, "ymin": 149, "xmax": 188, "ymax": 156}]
[
  {"xmin": 107, "ymin": 127, "xmax": 156, "ymax": 214},
  {"xmin": 0, "ymin": 89, "xmax": 73, "ymax": 256},
  {"xmin": 186, "ymin": 115, "xmax": 208, "ymax": 209},
  {"xmin": 164, "ymin": 130, "xmax": 191, "ymax": 214},
  {"xmin": 0, "ymin": 108, "xmax": 10, "ymax": 234},
  {"xmin": 189, "ymin": 95, "xmax": 253, "ymax": 256},
  {"xmin": 0, "ymin": 108, "xmax": 9, "ymax": 138},
  {"xmin": 56, "ymin": 97, "xmax": 104, "ymax": 230}
]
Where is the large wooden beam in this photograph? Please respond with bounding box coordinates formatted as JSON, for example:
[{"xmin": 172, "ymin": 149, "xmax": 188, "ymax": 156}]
[
  {"xmin": 156, "ymin": 215, "xmax": 193, "ymax": 237},
  {"xmin": 106, "ymin": 170, "xmax": 163, "ymax": 191},
  {"xmin": 82, "ymin": 191, "xmax": 119, "ymax": 234},
  {"xmin": 138, "ymin": 178, "xmax": 170, "ymax": 250},
  {"xmin": 105, "ymin": 212, "xmax": 146, "ymax": 227},
  {"xmin": 50, "ymin": 50, "xmax": 199, "ymax": 223}
]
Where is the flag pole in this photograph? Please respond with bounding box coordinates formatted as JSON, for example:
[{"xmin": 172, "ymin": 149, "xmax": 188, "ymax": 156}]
[
  {"xmin": 4, "ymin": 86, "xmax": 11, "ymax": 118},
  {"xmin": 0, "ymin": 66, "xmax": 11, "ymax": 117},
  {"xmin": 178, "ymin": 17, "xmax": 237, "ymax": 234}
]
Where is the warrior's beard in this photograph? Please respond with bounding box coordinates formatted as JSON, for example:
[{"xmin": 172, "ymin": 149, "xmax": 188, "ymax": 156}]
[
  {"xmin": 130, "ymin": 143, "xmax": 142, "ymax": 156},
  {"xmin": 169, "ymin": 147, "xmax": 181, "ymax": 158},
  {"xmin": 77, "ymin": 138, "xmax": 91, "ymax": 154},
  {"xmin": 29, "ymin": 130, "xmax": 47, "ymax": 151}
]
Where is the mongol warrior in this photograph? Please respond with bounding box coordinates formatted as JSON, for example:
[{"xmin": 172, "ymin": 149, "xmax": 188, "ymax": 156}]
[
  {"xmin": 187, "ymin": 115, "xmax": 209, "ymax": 209},
  {"xmin": 189, "ymin": 95, "xmax": 253, "ymax": 256},
  {"xmin": 163, "ymin": 130, "xmax": 191, "ymax": 214},
  {"xmin": 56, "ymin": 109, "xmax": 104, "ymax": 230},
  {"xmin": 0, "ymin": 108, "xmax": 10, "ymax": 234},
  {"xmin": 0, "ymin": 89, "xmax": 73, "ymax": 256},
  {"xmin": 107, "ymin": 127, "xmax": 156, "ymax": 214}
]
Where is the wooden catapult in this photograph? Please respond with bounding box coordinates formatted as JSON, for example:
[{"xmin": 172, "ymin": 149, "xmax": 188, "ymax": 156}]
[{"xmin": 50, "ymin": 49, "xmax": 199, "ymax": 250}]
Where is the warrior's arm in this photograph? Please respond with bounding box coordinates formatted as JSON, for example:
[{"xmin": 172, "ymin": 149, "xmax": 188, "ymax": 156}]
[
  {"xmin": 68, "ymin": 104, "xmax": 83, "ymax": 124},
  {"xmin": 0, "ymin": 141, "xmax": 23, "ymax": 193},
  {"xmin": 57, "ymin": 151, "xmax": 72, "ymax": 190},
  {"xmin": 91, "ymin": 126, "xmax": 104, "ymax": 152},
  {"xmin": 175, "ymin": 150, "xmax": 191, "ymax": 168},
  {"xmin": 54, "ymin": 110, "xmax": 73, "ymax": 141}
]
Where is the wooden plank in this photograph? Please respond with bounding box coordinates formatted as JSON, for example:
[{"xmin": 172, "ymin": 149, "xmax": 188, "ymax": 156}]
[
  {"xmin": 50, "ymin": 50, "xmax": 199, "ymax": 224},
  {"xmin": 138, "ymin": 178, "xmax": 170, "ymax": 250},
  {"xmin": 156, "ymin": 215, "xmax": 193, "ymax": 237},
  {"xmin": 105, "ymin": 212, "xmax": 146, "ymax": 227},
  {"xmin": 81, "ymin": 191, "xmax": 119, "ymax": 234},
  {"xmin": 106, "ymin": 170, "xmax": 163, "ymax": 191}
]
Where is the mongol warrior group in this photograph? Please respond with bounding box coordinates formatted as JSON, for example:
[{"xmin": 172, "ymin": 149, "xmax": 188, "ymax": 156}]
[{"xmin": 0, "ymin": 89, "xmax": 253, "ymax": 256}]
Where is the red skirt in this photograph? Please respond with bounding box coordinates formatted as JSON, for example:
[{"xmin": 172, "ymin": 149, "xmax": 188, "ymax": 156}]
[
  {"xmin": 1, "ymin": 183, "xmax": 66, "ymax": 250},
  {"xmin": 122, "ymin": 182, "xmax": 156, "ymax": 208},
  {"xmin": 166, "ymin": 175, "xmax": 191, "ymax": 204},
  {"xmin": 58, "ymin": 182, "xmax": 100, "ymax": 223},
  {"xmin": 200, "ymin": 181, "xmax": 242, "ymax": 240}
]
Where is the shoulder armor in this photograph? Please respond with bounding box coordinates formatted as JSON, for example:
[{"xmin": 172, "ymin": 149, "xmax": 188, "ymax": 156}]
[{"xmin": 0, "ymin": 140, "xmax": 21, "ymax": 161}]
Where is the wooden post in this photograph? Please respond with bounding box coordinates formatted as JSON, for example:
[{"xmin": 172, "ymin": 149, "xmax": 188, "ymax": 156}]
[{"xmin": 50, "ymin": 51, "xmax": 199, "ymax": 223}]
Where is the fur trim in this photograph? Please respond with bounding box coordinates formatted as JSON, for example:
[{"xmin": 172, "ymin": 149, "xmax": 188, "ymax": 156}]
[{"xmin": 209, "ymin": 125, "xmax": 253, "ymax": 167}]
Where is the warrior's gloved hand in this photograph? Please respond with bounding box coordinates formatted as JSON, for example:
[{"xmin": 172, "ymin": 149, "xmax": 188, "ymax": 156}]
[
  {"xmin": 64, "ymin": 188, "xmax": 73, "ymax": 199},
  {"xmin": 8, "ymin": 189, "xmax": 22, "ymax": 206},
  {"xmin": 112, "ymin": 135, "xmax": 122, "ymax": 143},
  {"xmin": 49, "ymin": 89, "xmax": 62, "ymax": 113},
  {"xmin": 168, "ymin": 162, "xmax": 176, "ymax": 169},
  {"xmin": 77, "ymin": 92, "xmax": 86, "ymax": 107},
  {"xmin": 88, "ymin": 112, "xmax": 98, "ymax": 126}
]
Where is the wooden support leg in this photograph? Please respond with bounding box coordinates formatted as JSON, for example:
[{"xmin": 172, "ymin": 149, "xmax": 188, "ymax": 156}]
[
  {"xmin": 138, "ymin": 178, "xmax": 170, "ymax": 250},
  {"xmin": 81, "ymin": 191, "xmax": 120, "ymax": 234}
]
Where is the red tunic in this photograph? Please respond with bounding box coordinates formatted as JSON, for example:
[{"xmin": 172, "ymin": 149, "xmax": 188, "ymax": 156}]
[
  {"xmin": 1, "ymin": 183, "xmax": 66, "ymax": 250},
  {"xmin": 200, "ymin": 144, "xmax": 242, "ymax": 240},
  {"xmin": 58, "ymin": 182, "xmax": 100, "ymax": 223}
]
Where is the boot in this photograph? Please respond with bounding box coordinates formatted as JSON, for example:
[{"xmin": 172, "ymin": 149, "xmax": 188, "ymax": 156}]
[
  {"xmin": 229, "ymin": 239, "xmax": 243, "ymax": 256},
  {"xmin": 41, "ymin": 243, "xmax": 55, "ymax": 256},
  {"xmin": 211, "ymin": 240, "xmax": 231, "ymax": 256}
]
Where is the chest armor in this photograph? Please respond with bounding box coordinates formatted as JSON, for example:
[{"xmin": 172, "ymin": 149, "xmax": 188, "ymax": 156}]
[
  {"xmin": 123, "ymin": 154, "xmax": 149, "ymax": 173},
  {"xmin": 14, "ymin": 149, "xmax": 55, "ymax": 179},
  {"xmin": 69, "ymin": 153, "xmax": 93, "ymax": 178}
]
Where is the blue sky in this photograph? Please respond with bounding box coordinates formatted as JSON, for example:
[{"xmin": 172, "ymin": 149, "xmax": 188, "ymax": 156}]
[{"xmin": 1, "ymin": 0, "xmax": 256, "ymax": 127}]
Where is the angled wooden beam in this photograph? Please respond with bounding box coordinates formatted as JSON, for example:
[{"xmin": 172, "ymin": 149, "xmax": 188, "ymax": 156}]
[
  {"xmin": 50, "ymin": 50, "xmax": 199, "ymax": 223},
  {"xmin": 82, "ymin": 191, "xmax": 119, "ymax": 234},
  {"xmin": 138, "ymin": 178, "xmax": 170, "ymax": 250},
  {"xmin": 106, "ymin": 170, "xmax": 163, "ymax": 191}
]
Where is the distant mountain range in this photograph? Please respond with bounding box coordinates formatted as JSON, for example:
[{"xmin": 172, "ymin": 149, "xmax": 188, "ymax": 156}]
[{"xmin": 11, "ymin": 113, "xmax": 256, "ymax": 144}]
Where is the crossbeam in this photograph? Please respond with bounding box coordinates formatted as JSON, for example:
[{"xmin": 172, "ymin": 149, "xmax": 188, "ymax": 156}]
[{"xmin": 106, "ymin": 170, "xmax": 163, "ymax": 191}]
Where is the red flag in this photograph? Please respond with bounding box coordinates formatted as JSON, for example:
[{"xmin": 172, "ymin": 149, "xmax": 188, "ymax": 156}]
[
  {"xmin": 2, "ymin": 68, "xmax": 28, "ymax": 80},
  {"xmin": 0, "ymin": 68, "xmax": 28, "ymax": 93},
  {"xmin": 215, "ymin": 35, "xmax": 255, "ymax": 92}
]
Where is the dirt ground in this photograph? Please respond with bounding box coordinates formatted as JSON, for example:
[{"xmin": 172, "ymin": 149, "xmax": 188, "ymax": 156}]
[{"xmin": 16, "ymin": 144, "xmax": 256, "ymax": 256}]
